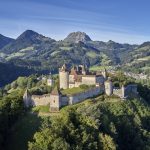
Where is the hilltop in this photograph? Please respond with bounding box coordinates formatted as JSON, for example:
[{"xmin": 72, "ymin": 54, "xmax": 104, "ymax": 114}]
[{"xmin": 64, "ymin": 31, "xmax": 92, "ymax": 43}]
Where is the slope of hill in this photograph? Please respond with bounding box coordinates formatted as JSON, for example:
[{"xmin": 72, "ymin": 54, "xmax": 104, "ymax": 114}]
[
  {"xmin": 0, "ymin": 62, "xmax": 34, "ymax": 87},
  {"xmin": 0, "ymin": 34, "xmax": 14, "ymax": 49},
  {"xmin": 0, "ymin": 30, "xmax": 138, "ymax": 71},
  {"xmin": 0, "ymin": 30, "xmax": 55, "ymax": 55},
  {"xmin": 123, "ymin": 42, "xmax": 150, "ymax": 74},
  {"xmin": 5, "ymin": 96, "xmax": 150, "ymax": 150}
]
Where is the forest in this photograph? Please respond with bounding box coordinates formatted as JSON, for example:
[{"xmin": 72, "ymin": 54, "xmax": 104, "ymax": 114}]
[{"xmin": 0, "ymin": 73, "xmax": 149, "ymax": 150}]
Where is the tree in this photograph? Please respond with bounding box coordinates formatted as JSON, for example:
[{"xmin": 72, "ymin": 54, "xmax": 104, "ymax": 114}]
[{"xmin": 99, "ymin": 133, "xmax": 116, "ymax": 150}]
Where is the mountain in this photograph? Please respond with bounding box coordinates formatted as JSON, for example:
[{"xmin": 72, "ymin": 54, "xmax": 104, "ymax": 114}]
[
  {"xmin": 0, "ymin": 34, "xmax": 14, "ymax": 49},
  {"xmin": 123, "ymin": 42, "xmax": 150, "ymax": 74},
  {"xmin": 64, "ymin": 31, "xmax": 92, "ymax": 43},
  {"xmin": 0, "ymin": 30, "xmax": 55, "ymax": 54},
  {"xmin": 0, "ymin": 30, "xmax": 149, "ymax": 87},
  {"xmin": 0, "ymin": 30, "xmax": 138, "ymax": 73}
]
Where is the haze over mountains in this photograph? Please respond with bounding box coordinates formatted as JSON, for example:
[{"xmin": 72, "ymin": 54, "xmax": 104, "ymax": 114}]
[{"xmin": 0, "ymin": 30, "xmax": 149, "ymax": 86}]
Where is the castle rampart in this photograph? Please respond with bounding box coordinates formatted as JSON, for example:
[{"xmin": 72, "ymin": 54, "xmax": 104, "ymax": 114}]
[{"xmin": 23, "ymin": 64, "xmax": 138, "ymax": 112}]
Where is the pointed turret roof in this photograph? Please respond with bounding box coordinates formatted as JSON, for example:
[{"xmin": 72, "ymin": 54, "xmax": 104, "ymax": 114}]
[
  {"xmin": 60, "ymin": 63, "xmax": 68, "ymax": 71},
  {"xmin": 51, "ymin": 87, "xmax": 61, "ymax": 95},
  {"xmin": 24, "ymin": 88, "xmax": 31, "ymax": 96}
]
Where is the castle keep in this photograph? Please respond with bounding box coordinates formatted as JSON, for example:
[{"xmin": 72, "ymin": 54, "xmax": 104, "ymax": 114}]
[
  {"xmin": 23, "ymin": 64, "xmax": 138, "ymax": 112},
  {"xmin": 59, "ymin": 64, "xmax": 105, "ymax": 89}
]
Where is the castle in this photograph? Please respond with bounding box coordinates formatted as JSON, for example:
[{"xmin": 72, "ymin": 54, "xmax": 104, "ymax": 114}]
[
  {"xmin": 23, "ymin": 64, "xmax": 138, "ymax": 112},
  {"xmin": 59, "ymin": 64, "xmax": 106, "ymax": 89}
]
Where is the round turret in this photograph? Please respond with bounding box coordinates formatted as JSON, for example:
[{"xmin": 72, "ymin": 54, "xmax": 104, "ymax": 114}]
[
  {"xmin": 102, "ymin": 68, "xmax": 107, "ymax": 80},
  {"xmin": 121, "ymin": 85, "xmax": 126, "ymax": 99},
  {"xmin": 59, "ymin": 64, "xmax": 69, "ymax": 89},
  {"xmin": 104, "ymin": 77, "xmax": 113, "ymax": 96},
  {"xmin": 47, "ymin": 72, "xmax": 54, "ymax": 86}
]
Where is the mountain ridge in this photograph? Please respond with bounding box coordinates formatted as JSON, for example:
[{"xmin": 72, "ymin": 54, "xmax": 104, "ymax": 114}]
[
  {"xmin": 0, "ymin": 29, "xmax": 149, "ymax": 77},
  {"xmin": 0, "ymin": 34, "xmax": 14, "ymax": 49}
]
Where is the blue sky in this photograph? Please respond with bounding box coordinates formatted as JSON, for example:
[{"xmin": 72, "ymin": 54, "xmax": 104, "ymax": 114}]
[{"xmin": 0, "ymin": 0, "xmax": 150, "ymax": 44}]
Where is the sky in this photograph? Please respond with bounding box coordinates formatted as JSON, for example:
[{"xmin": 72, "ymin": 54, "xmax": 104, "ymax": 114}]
[{"xmin": 0, "ymin": 0, "xmax": 150, "ymax": 44}]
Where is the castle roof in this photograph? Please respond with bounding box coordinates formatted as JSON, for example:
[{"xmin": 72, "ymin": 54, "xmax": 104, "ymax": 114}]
[
  {"xmin": 51, "ymin": 87, "xmax": 61, "ymax": 95},
  {"xmin": 70, "ymin": 67, "xmax": 79, "ymax": 75},
  {"xmin": 60, "ymin": 64, "xmax": 68, "ymax": 72}
]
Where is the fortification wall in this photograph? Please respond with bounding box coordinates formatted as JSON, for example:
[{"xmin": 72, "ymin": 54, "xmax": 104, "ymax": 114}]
[
  {"xmin": 126, "ymin": 84, "xmax": 137, "ymax": 94},
  {"xmin": 82, "ymin": 76, "xmax": 96, "ymax": 85},
  {"xmin": 75, "ymin": 82, "xmax": 82, "ymax": 87},
  {"xmin": 113, "ymin": 88, "xmax": 122, "ymax": 97},
  {"xmin": 96, "ymin": 76, "xmax": 105, "ymax": 84},
  {"xmin": 31, "ymin": 95, "xmax": 51, "ymax": 106},
  {"xmin": 68, "ymin": 86, "xmax": 104, "ymax": 105},
  {"xmin": 61, "ymin": 96, "xmax": 69, "ymax": 106}
]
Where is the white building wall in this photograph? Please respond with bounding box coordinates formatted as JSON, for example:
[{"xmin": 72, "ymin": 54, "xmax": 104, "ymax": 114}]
[
  {"xmin": 50, "ymin": 95, "xmax": 60, "ymax": 111},
  {"xmin": 105, "ymin": 81, "xmax": 113, "ymax": 96},
  {"xmin": 75, "ymin": 82, "xmax": 82, "ymax": 87},
  {"xmin": 82, "ymin": 76, "xmax": 96, "ymax": 85},
  {"xmin": 59, "ymin": 71, "xmax": 69, "ymax": 89},
  {"xmin": 69, "ymin": 75, "xmax": 75, "ymax": 83},
  {"xmin": 69, "ymin": 83, "xmax": 75, "ymax": 88}
]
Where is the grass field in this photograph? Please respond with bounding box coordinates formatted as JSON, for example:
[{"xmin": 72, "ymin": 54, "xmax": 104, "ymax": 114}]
[
  {"xmin": 86, "ymin": 51, "xmax": 97, "ymax": 58},
  {"xmin": 20, "ymin": 46, "xmax": 34, "ymax": 52},
  {"xmin": 59, "ymin": 46, "xmax": 72, "ymax": 51},
  {"xmin": 32, "ymin": 105, "xmax": 50, "ymax": 113},
  {"xmin": 61, "ymin": 87, "xmax": 87, "ymax": 95}
]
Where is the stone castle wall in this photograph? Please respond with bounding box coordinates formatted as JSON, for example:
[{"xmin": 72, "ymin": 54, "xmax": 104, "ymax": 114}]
[
  {"xmin": 68, "ymin": 86, "xmax": 104, "ymax": 105},
  {"xmin": 31, "ymin": 94, "xmax": 51, "ymax": 106},
  {"xmin": 113, "ymin": 88, "xmax": 122, "ymax": 97},
  {"xmin": 61, "ymin": 96, "xmax": 69, "ymax": 106},
  {"xmin": 82, "ymin": 76, "xmax": 96, "ymax": 85},
  {"xmin": 126, "ymin": 84, "xmax": 137, "ymax": 93},
  {"xmin": 113, "ymin": 84, "xmax": 138, "ymax": 99}
]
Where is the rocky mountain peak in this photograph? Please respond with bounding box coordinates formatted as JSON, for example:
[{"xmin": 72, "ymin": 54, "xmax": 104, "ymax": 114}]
[
  {"xmin": 64, "ymin": 31, "xmax": 92, "ymax": 43},
  {"xmin": 17, "ymin": 30, "xmax": 40, "ymax": 40}
]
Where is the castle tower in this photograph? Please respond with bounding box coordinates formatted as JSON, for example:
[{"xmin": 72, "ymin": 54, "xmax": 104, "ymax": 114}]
[
  {"xmin": 81, "ymin": 65, "xmax": 86, "ymax": 75},
  {"xmin": 23, "ymin": 89, "xmax": 32, "ymax": 107},
  {"xmin": 59, "ymin": 64, "xmax": 69, "ymax": 89},
  {"xmin": 121, "ymin": 85, "xmax": 126, "ymax": 99},
  {"xmin": 50, "ymin": 87, "xmax": 62, "ymax": 112},
  {"xmin": 102, "ymin": 68, "xmax": 107, "ymax": 80},
  {"xmin": 47, "ymin": 72, "xmax": 54, "ymax": 86},
  {"xmin": 104, "ymin": 77, "xmax": 113, "ymax": 96}
]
